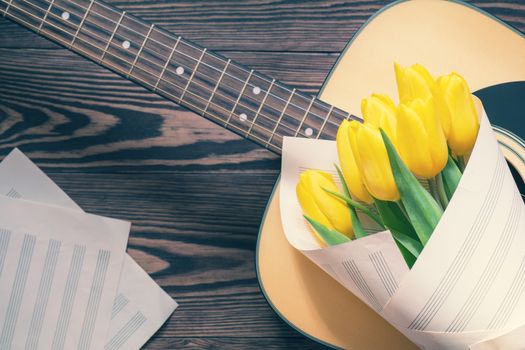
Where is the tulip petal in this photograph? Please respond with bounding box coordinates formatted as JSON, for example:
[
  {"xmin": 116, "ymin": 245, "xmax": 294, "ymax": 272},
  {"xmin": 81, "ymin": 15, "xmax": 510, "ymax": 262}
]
[
  {"xmin": 356, "ymin": 124, "xmax": 400, "ymax": 201},
  {"xmin": 394, "ymin": 62, "xmax": 435, "ymax": 103},
  {"xmin": 306, "ymin": 171, "xmax": 353, "ymax": 237},
  {"xmin": 296, "ymin": 180, "xmax": 333, "ymax": 229},
  {"xmin": 397, "ymin": 98, "xmax": 448, "ymax": 178},
  {"xmin": 380, "ymin": 129, "xmax": 443, "ymax": 245},
  {"xmin": 437, "ymin": 73, "xmax": 480, "ymax": 156},
  {"xmin": 336, "ymin": 121, "xmax": 373, "ymax": 203}
]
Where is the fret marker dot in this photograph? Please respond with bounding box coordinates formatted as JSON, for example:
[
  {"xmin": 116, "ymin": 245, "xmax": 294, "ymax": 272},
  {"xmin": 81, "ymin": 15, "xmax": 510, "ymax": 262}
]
[
  {"xmin": 305, "ymin": 128, "xmax": 314, "ymax": 137},
  {"xmin": 61, "ymin": 11, "xmax": 70, "ymax": 20},
  {"xmin": 239, "ymin": 113, "xmax": 248, "ymax": 122},
  {"xmin": 122, "ymin": 40, "xmax": 131, "ymax": 49},
  {"xmin": 176, "ymin": 66, "xmax": 184, "ymax": 75},
  {"xmin": 252, "ymin": 86, "xmax": 261, "ymax": 95}
]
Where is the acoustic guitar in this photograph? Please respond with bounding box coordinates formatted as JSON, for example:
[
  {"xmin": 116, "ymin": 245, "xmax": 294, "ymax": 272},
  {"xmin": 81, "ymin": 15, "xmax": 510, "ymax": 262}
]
[{"xmin": 2, "ymin": 0, "xmax": 525, "ymax": 348}]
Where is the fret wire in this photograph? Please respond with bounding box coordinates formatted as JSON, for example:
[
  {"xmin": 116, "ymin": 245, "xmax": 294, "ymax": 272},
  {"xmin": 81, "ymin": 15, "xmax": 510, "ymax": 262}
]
[
  {"xmin": 316, "ymin": 105, "xmax": 334, "ymax": 139},
  {"xmin": 295, "ymin": 95, "xmax": 316, "ymax": 137},
  {"xmin": 3, "ymin": 0, "xmax": 311, "ymax": 140},
  {"xmin": 225, "ymin": 69, "xmax": 253, "ymax": 127},
  {"xmin": 247, "ymin": 78, "xmax": 275, "ymax": 137},
  {"xmin": 70, "ymin": 0, "xmax": 95, "ymax": 48},
  {"xmin": 154, "ymin": 35, "xmax": 180, "ymax": 91},
  {"xmin": 99, "ymin": 10, "xmax": 125, "ymax": 63},
  {"xmin": 3, "ymin": 0, "xmax": 13, "ymax": 15},
  {"xmin": 37, "ymin": 0, "xmax": 55, "ymax": 32},
  {"xmin": 128, "ymin": 23, "xmax": 154, "ymax": 77},
  {"xmin": 2, "ymin": 1, "xmax": 283, "ymax": 151},
  {"xmin": 203, "ymin": 58, "xmax": 230, "ymax": 116},
  {"xmin": 37, "ymin": 0, "xmax": 341, "ymax": 128},
  {"xmin": 266, "ymin": 88, "xmax": 295, "ymax": 147},
  {"xmin": 179, "ymin": 48, "xmax": 206, "ymax": 102}
]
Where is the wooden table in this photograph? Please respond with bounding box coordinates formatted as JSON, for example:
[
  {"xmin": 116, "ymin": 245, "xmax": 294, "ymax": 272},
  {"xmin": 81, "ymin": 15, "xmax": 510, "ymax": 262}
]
[{"xmin": 0, "ymin": 1, "xmax": 523, "ymax": 348}]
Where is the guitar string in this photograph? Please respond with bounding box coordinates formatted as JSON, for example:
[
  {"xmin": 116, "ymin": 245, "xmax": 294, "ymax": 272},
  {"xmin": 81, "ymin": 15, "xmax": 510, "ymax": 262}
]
[
  {"xmin": 0, "ymin": 0, "xmax": 307, "ymax": 144},
  {"xmin": 0, "ymin": 1, "xmax": 287, "ymax": 151},
  {"xmin": 5, "ymin": 0, "xmax": 344, "ymax": 141},
  {"xmin": 36, "ymin": 0, "xmax": 350, "ymax": 130},
  {"xmin": 21, "ymin": 0, "xmax": 319, "ymax": 139},
  {"xmin": 48, "ymin": 0, "xmax": 353, "ymax": 132}
]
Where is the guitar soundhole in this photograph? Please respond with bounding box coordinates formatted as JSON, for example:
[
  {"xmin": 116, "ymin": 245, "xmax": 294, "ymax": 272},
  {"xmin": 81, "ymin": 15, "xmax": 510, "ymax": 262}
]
[{"xmin": 507, "ymin": 161, "xmax": 525, "ymax": 202}]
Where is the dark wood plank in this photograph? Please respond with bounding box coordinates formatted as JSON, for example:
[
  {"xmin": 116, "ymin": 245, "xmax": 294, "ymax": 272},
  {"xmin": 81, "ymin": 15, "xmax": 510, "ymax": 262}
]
[
  {"xmin": 2, "ymin": 1, "xmax": 523, "ymax": 51},
  {"xmin": 1, "ymin": 1, "xmax": 524, "ymax": 349}
]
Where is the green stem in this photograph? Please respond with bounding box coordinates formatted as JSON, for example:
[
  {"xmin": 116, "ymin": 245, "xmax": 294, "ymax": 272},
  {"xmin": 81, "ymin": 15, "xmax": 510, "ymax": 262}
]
[
  {"xmin": 323, "ymin": 188, "xmax": 385, "ymax": 229},
  {"xmin": 456, "ymin": 156, "xmax": 466, "ymax": 172},
  {"xmin": 441, "ymin": 155, "xmax": 462, "ymax": 200},
  {"xmin": 436, "ymin": 173, "xmax": 449, "ymax": 209},
  {"xmin": 427, "ymin": 178, "xmax": 443, "ymax": 210}
]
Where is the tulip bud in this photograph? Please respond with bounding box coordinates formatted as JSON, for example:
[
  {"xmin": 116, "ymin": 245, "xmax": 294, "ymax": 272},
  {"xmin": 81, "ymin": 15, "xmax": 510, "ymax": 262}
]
[
  {"xmin": 397, "ymin": 98, "xmax": 448, "ymax": 178},
  {"xmin": 296, "ymin": 170, "xmax": 354, "ymax": 239},
  {"xmin": 361, "ymin": 93, "xmax": 398, "ymax": 144},
  {"xmin": 435, "ymin": 72, "xmax": 480, "ymax": 156},
  {"xmin": 394, "ymin": 63, "xmax": 436, "ymax": 103},
  {"xmin": 353, "ymin": 122, "xmax": 400, "ymax": 201},
  {"xmin": 336, "ymin": 120, "xmax": 373, "ymax": 204}
]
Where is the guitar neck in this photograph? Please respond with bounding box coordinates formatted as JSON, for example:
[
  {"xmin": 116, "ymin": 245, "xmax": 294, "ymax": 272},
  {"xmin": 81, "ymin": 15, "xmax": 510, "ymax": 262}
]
[{"xmin": 1, "ymin": 0, "xmax": 358, "ymax": 154}]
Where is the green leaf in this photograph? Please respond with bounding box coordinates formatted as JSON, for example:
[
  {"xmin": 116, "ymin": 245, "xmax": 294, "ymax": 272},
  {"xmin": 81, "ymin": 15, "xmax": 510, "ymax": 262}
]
[
  {"xmin": 380, "ymin": 129, "xmax": 443, "ymax": 246},
  {"xmin": 334, "ymin": 165, "xmax": 368, "ymax": 239},
  {"xmin": 374, "ymin": 199, "xmax": 421, "ymax": 268},
  {"xmin": 390, "ymin": 230, "xmax": 422, "ymax": 268},
  {"xmin": 304, "ymin": 216, "xmax": 351, "ymax": 246},
  {"xmin": 374, "ymin": 199, "xmax": 419, "ymax": 242},
  {"xmin": 323, "ymin": 188, "xmax": 385, "ymax": 229},
  {"xmin": 441, "ymin": 154, "xmax": 462, "ymax": 200}
]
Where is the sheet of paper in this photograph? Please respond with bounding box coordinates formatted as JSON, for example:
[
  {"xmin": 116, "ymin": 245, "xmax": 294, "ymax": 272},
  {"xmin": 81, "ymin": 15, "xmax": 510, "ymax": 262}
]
[
  {"xmin": 0, "ymin": 149, "xmax": 178, "ymax": 350},
  {"xmin": 280, "ymin": 137, "xmax": 409, "ymax": 311},
  {"xmin": 0, "ymin": 194, "xmax": 130, "ymax": 350}
]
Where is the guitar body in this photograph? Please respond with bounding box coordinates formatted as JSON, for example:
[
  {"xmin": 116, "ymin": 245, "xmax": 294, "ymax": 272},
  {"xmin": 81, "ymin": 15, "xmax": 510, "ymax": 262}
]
[{"xmin": 257, "ymin": 1, "xmax": 525, "ymax": 348}]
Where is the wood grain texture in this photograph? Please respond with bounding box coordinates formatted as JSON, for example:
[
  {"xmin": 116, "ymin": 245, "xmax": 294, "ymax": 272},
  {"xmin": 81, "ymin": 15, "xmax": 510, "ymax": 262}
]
[{"xmin": 0, "ymin": 1, "xmax": 524, "ymax": 349}]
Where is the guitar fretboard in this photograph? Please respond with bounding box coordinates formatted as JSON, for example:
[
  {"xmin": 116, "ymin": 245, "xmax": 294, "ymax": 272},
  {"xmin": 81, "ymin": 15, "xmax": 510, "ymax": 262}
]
[{"xmin": 1, "ymin": 0, "xmax": 360, "ymax": 153}]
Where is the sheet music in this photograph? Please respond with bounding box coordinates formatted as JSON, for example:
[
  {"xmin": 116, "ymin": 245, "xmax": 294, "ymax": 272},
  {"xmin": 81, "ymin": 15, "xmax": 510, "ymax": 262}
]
[
  {"xmin": 0, "ymin": 195, "xmax": 130, "ymax": 350},
  {"xmin": 0, "ymin": 149, "xmax": 177, "ymax": 350}
]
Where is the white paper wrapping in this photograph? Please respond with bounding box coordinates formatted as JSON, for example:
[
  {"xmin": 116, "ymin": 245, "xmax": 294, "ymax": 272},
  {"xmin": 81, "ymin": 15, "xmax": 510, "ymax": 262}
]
[{"xmin": 281, "ymin": 109, "xmax": 525, "ymax": 349}]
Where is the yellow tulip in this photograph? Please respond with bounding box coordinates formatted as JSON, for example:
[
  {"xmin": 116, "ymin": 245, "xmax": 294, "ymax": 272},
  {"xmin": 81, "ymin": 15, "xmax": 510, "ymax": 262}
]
[
  {"xmin": 394, "ymin": 62, "xmax": 436, "ymax": 103},
  {"xmin": 435, "ymin": 72, "xmax": 480, "ymax": 156},
  {"xmin": 296, "ymin": 170, "xmax": 354, "ymax": 239},
  {"xmin": 336, "ymin": 120, "xmax": 373, "ymax": 204},
  {"xmin": 352, "ymin": 122, "xmax": 400, "ymax": 201},
  {"xmin": 361, "ymin": 93, "xmax": 398, "ymax": 144},
  {"xmin": 397, "ymin": 98, "xmax": 448, "ymax": 178}
]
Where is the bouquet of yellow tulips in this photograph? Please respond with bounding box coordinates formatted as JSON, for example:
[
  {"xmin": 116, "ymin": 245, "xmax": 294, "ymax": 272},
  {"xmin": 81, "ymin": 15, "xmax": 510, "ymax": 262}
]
[
  {"xmin": 280, "ymin": 63, "xmax": 525, "ymax": 349},
  {"xmin": 297, "ymin": 63, "xmax": 479, "ymax": 268}
]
